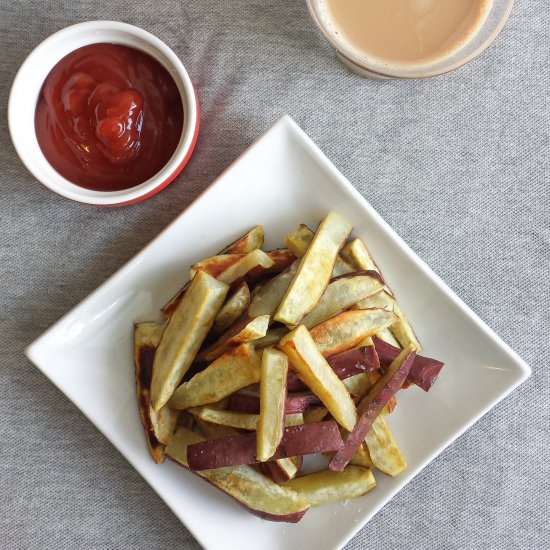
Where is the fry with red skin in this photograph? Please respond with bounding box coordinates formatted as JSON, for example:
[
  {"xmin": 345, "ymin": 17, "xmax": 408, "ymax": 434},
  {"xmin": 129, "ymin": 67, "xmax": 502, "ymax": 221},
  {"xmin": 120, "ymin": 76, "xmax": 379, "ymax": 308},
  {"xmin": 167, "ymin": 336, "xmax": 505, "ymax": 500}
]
[
  {"xmin": 372, "ymin": 336, "xmax": 444, "ymax": 392},
  {"xmin": 329, "ymin": 346, "xmax": 416, "ymax": 471},
  {"xmin": 187, "ymin": 421, "xmax": 343, "ymax": 470}
]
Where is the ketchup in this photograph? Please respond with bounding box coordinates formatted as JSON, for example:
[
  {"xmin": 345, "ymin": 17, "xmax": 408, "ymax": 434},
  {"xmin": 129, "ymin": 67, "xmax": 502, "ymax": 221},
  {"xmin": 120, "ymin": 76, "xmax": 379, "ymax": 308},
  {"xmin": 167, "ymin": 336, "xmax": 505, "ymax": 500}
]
[{"xmin": 35, "ymin": 43, "xmax": 184, "ymax": 191}]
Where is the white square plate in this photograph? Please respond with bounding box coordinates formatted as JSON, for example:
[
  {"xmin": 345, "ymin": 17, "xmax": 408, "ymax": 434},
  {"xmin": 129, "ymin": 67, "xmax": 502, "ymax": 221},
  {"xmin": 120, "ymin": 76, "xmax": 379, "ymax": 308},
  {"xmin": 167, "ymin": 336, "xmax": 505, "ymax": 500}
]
[{"xmin": 26, "ymin": 115, "xmax": 530, "ymax": 550}]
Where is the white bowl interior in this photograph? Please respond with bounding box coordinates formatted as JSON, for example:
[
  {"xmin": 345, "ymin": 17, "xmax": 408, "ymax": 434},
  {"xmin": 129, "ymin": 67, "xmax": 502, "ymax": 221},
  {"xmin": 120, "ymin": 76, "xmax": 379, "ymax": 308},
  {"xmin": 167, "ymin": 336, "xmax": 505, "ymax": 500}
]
[{"xmin": 8, "ymin": 21, "xmax": 197, "ymax": 205}]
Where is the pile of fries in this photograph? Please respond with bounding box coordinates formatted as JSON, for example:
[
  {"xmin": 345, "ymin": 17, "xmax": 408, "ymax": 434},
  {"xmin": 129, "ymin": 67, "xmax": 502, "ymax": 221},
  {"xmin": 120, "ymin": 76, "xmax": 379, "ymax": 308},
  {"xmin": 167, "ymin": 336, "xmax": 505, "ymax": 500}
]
[{"xmin": 134, "ymin": 212, "xmax": 444, "ymax": 522}]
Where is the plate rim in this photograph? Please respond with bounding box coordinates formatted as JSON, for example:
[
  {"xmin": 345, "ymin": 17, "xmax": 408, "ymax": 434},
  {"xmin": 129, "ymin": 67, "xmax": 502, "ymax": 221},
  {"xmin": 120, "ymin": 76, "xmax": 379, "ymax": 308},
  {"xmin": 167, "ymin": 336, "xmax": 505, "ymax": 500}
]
[{"xmin": 25, "ymin": 114, "xmax": 531, "ymax": 550}]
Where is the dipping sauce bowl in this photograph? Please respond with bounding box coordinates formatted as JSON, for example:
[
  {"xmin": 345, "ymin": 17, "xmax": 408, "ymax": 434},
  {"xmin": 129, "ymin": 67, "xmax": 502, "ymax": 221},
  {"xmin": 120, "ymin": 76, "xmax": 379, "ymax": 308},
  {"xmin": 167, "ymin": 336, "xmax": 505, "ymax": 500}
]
[{"xmin": 9, "ymin": 21, "xmax": 199, "ymax": 205}]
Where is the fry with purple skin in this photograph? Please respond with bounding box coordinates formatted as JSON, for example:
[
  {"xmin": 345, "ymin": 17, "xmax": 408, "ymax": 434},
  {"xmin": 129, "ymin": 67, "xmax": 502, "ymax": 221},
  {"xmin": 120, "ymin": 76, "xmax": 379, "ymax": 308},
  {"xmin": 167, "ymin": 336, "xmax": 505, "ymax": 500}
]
[
  {"xmin": 301, "ymin": 270, "xmax": 384, "ymax": 329},
  {"xmin": 326, "ymin": 344, "xmax": 381, "ymax": 378},
  {"xmin": 309, "ymin": 309, "xmax": 396, "ymax": 357},
  {"xmin": 196, "ymin": 315, "xmax": 269, "ymax": 363},
  {"xmin": 329, "ymin": 345, "xmax": 415, "ymax": 471},
  {"xmin": 228, "ymin": 390, "xmax": 321, "ymax": 415},
  {"xmin": 134, "ymin": 322, "xmax": 176, "ymax": 464},
  {"xmin": 283, "ymin": 466, "xmax": 376, "ymax": 506},
  {"xmin": 274, "ymin": 211, "xmax": 353, "ymax": 326},
  {"xmin": 168, "ymin": 344, "xmax": 261, "ymax": 410},
  {"xmin": 217, "ymin": 249, "xmax": 274, "ymax": 285},
  {"xmin": 218, "ymin": 225, "xmax": 264, "ymax": 254},
  {"xmin": 187, "ymin": 421, "xmax": 344, "ymax": 470},
  {"xmin": 213, "ymin": 282, "xmax": 250, "ymax": 334},
  {"xmin": 284, "ymin": 223, "xmax": 355, "ymax": 277},
  {"xmin": 248, "ymin": 260, "xmax": 299, "ymax": 320},
  {"xmin": 373, "ymin": 336, "xmax": 444, "ymax": 391},
  {"xmin": 190, "ymin": 254, "xmax": 245, "ymax": 279},
  {"xmin": 279, "ymin": 325, "xmax": 357, "ymax": 431},
  {"xmin": 365, "ymin": 414, "xmax": 407, "ymax": 476},
  {"xmin": 166, "ymin": 427, "xmax": 309, "ymax": 523},
  {"xmin": 261, "ymin": 456, "xmax": 302, "ymax": 484},
  {"xmin": 151, "ymin": 271, "xmax": 229, "ymax": 410}
]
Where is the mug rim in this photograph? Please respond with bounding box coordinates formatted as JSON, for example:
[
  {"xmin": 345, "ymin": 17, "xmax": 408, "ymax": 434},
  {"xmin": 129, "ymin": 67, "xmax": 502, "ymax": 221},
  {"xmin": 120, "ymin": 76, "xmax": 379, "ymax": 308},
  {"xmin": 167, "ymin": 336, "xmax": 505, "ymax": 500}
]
[{"xmin": 306, "ymin": 0, "xmax": 515, "ymax": 79}]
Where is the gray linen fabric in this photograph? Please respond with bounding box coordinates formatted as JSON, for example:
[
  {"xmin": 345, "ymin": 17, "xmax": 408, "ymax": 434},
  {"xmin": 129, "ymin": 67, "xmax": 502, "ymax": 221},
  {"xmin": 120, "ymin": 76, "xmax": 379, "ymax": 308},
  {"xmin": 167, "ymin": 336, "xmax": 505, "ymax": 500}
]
[{"xmin": 1, "ymin": 1, "xmax": 549, "ymax": 549}]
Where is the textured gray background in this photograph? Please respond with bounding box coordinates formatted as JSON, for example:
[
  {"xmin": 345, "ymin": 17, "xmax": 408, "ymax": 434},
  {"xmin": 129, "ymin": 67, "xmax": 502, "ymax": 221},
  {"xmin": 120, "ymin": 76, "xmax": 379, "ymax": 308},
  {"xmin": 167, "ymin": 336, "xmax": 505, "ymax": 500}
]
[{"xmin": 1, "ymin": 1, "xmax": 549, "ymax": 549}]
